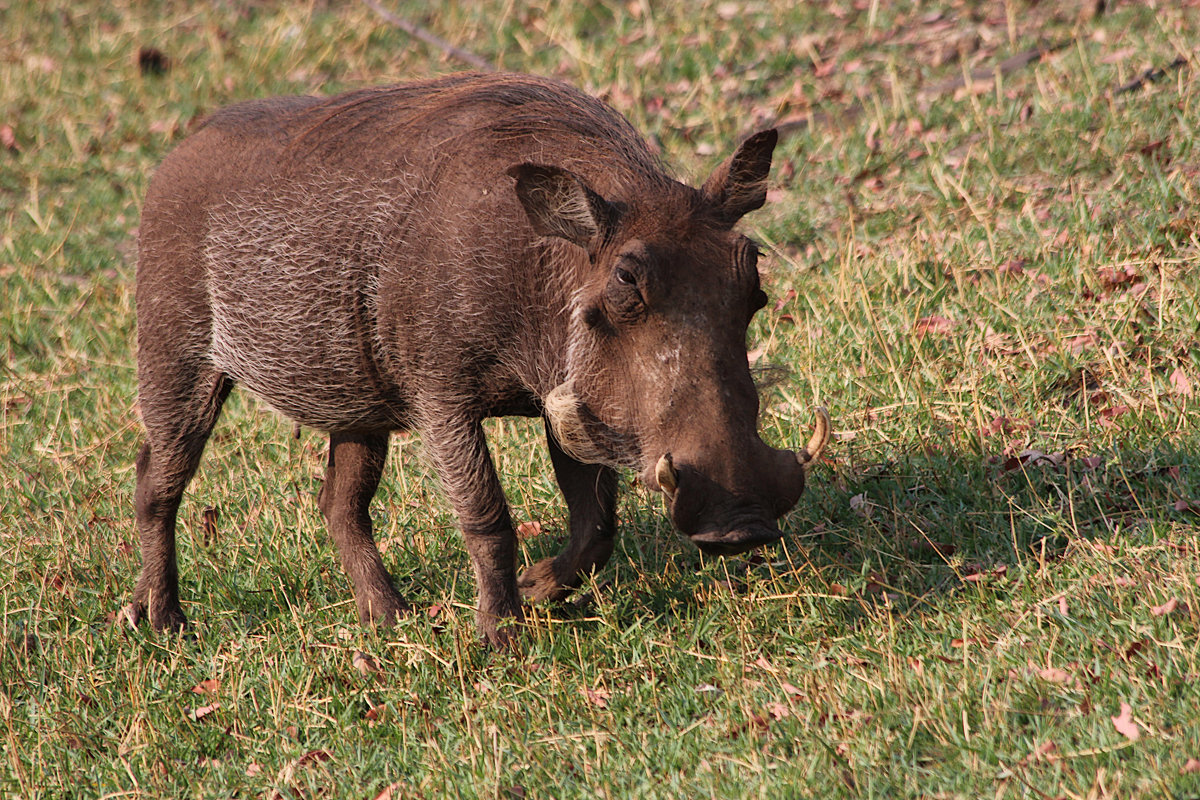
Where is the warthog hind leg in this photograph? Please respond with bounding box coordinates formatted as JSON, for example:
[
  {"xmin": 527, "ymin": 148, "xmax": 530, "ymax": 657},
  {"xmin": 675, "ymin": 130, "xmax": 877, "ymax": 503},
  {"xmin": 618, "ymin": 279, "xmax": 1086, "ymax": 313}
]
[
  {"xmin": 127, "ymin": 370, "xmax": 234, "ymax": 632},
  {"xmin": 518, "ymin": 423, "xmax": 618, "ymax": 603}
]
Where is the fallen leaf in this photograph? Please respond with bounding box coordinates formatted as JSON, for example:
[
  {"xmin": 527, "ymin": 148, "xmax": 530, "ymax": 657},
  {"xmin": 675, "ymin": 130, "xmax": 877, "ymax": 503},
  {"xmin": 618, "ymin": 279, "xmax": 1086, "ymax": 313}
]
[
  {"xmin": 780, "ymin": 681, "xmax": 803, "ymax": 698},
  {"xmin": 1182, "ymin": 758, "xmax": 1200, "ymax": 774},
  {"xmin": 773, "ymin": 289, "xmax": 797, "ymax": 312},
  {"xmin": 1097, "ymin": 405, "xmax": 1131, "ymax": 425},
  {"xmin": 913, "ymin": 315, "xmax": 955, "ymax": 338},
  {"xmin": 0, "ymin": 123, "xmax": 16, "ymax": 152},
  {"xmin": 516, "ymin": 520, "xmax": 541, "ymax": 538},
  {"xmin": 1019, "ymin": 740, "xmax": 1059, "ymax": 765},
  {"xmin": 1111, "ymin": 702, "xmax": 1140, "ymax": 741},
  {"xmin": 1067, "ymin": 331, "xmax": 1100, "ymax": 355},
  {"xmin": 245, "ymin": 763, "xmax": 263, "ymax": 777},
  {"xmin": 1097, "ymin": 265, "xmax": 1139, "ymax": 289},
  {"xmin": 191, "ymin": 679, "xmax": 220, "ymax": 696},
  {"xmin": 372, "ymin": 781, "xmax": 406, "ymax": 800},
  {"xmin": 1151, "ymin": 597, "xmax": 1180, "ymax": 617},
  {"xmin": 1058, "ymin": 596, "xmax": 1069, "ymax": 617},
  {"xmin": 997, "ymin": 258, "xmax": 1026, "ymax": 277},
  {"xmin": 766, "ymin": 701, "xmax": 790, "ymax": 720},
  {"xmin": 583, "ymin": 687, "xmax": 610, "ymax": 709},
  {"xmin": 272, "ymin": 750, "xmax": 333, "ymax": 800},
  {"xmin": 188, "ymin": 702, "xmax": 220, "ymax": 722},
  {"xmin": 1038, "ymin": 667, "xmax": 1070, "ymax": 683},
  {"xmin": 746, "ymin": 345, "xmax": 767, "ymax": 364},
  {"xmin": 1174, "ymin": 499, "xmax": 1198, "ymax": 514},
  {"xmin": 352, "ymin": 650, "xmax": 380, "ymax": 677},
  {"xmin": 1170, "ymin": 367, "xmax": 1193, "ymax": 397}
]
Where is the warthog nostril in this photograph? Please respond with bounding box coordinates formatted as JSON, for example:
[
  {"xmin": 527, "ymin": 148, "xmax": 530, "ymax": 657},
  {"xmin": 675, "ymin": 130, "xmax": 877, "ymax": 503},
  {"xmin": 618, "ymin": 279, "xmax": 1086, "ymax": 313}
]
[
  {"xmin": 655, "ymin": 452, "xmax": 678, "ymax": 499},
  {"xmin": 795, "ymin": 407, "xmax": 831, "ymax": 470}
]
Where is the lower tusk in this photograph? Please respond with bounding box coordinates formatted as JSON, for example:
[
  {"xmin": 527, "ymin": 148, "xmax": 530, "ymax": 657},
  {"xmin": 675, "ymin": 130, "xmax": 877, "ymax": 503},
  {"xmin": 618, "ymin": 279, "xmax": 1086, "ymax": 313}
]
[
  {"xmin": 795, "ymin": 407, "xmax": 831, "ymax": 469},
  {"xmin": 655, "ymin": 452, "xmax": 678, "ymax": 499}
]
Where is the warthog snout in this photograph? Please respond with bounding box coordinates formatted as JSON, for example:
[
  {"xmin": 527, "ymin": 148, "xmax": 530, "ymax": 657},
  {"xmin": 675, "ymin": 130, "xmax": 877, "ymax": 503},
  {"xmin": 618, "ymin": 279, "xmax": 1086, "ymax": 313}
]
[{"xmin": 650, "ymin": 408, "xmax": 830, "ymax": 555}]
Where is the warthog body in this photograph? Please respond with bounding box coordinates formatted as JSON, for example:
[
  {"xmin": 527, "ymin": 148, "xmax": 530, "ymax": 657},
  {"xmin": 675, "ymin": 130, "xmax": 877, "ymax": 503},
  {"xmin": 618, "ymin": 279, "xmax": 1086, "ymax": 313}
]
[{"xmin": 129, "ymin": 72, "xmax": 828, "ymax": 647}]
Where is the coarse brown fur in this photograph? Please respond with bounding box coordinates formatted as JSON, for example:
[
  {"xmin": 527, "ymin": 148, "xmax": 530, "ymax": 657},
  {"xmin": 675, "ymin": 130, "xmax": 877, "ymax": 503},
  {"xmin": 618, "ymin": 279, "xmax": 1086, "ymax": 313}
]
[{"xmin": 129, "ymin": 72, "xmax": 816, "ymax": 648}]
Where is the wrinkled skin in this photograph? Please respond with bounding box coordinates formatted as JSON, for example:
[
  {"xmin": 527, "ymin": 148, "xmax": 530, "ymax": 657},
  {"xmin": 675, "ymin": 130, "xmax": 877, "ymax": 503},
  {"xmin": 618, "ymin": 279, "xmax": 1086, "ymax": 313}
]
[{"xmin": 127, "ymin": 73, "xmax": 825, "ymax": 649}]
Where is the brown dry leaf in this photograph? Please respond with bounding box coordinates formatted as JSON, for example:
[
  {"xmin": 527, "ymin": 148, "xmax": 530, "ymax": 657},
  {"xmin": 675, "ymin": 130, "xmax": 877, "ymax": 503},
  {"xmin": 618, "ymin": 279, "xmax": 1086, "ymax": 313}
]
[
  {"xmin": 583, "ymin": 687, "xmax": 610, "ymax": 709},
  {"xmin": 780, "ymin": 681, "xmax": 803, "ymax": 698},
  {"xmin": 998, "ymin": 258, "xmax": 1026, "ymax": 277},
  {"xmin": 372, "ymin": 781, "xmax": 405, "ymax": 800},
  {"xmin": 1058, "ymin": 596, "xmax": 1069, "ymax": 617},
  {"xmin": 245, "ymin": 763, "xmax": 263, "ymax": 777},
  {"xmin": 913, "ymin": 315, "xmax": 955, "ymax": 338},
  {"xmin": 516, "ymin": 520, "xmax": 541, "ymax": 538},
  {"xmin": 1182, "ymin": 758, "xmax": 1200, "ymax": 774},
  {"xmin": 352, "ymin": 650, "xmax": 380, "ymax": 677},
  {"xmin": 191, "ymin": 679, "xmax": 220, "ymax": 696},
  {"xmin": 1019, "ymin": 741, "xmax": 1059, "ymax": 766},
  {"xmin": 1170, "ymin": 367, "xmax": 1193, "ymax": 397},
  {"xmin": 272, "ymin": 750, "xmax": 333, "ymax": 800},
  {"xmin": 188, "ymin": 702, "xmax": 220, "ymax": 722},
  {"xmin": 773, "ymin": 289, "xmax": 797, "ymax": 312},
  {"xmin": 1067, "ymin": 330, "xmax": 1100, "ymax": 355},
  {"xmin": 1151, "ymin": 597, "xmax": 1180, "ymax": 617},
  {"xmin": 766, "ymin": 701, "xmax": 790, "ymax": 721},
  {"xmin": 0, "ymin": 123, "xmax": 16, "ymax": 152},
  {"xmin": 1097, "ymin": 265, "xmax": 1139, "ymax": 289},
  {"xmin": 1174, "ymin": 499, "xmax": 1198, "ymax": 515},
  {"xmin": 1111, "ymin": 702, "xmax": 1140, "ymax": 742},
  {"xmin": 1038, "ymin": 667, "xmax": 1070, "ymax": 683},
  {"xmin": 746, "ymin": 345, "xmax": 767, "ymax": 364}
]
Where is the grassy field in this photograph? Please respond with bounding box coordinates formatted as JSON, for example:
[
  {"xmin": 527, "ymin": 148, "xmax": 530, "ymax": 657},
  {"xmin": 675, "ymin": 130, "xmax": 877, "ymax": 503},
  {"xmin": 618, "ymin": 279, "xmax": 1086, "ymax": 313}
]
[{"xmin": 2, "ymin": 0, "xmax": 1198, "ymax": 797}]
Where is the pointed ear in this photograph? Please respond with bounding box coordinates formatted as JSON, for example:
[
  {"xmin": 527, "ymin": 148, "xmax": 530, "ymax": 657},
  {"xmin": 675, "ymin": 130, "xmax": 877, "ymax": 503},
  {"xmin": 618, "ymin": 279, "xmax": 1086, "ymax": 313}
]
[
  {"xmin": 701, "ymin": 129, "xmax": 778, "ymax": 225},
  {"xmin": 508, "ymin": 164, "xmax": 619, "ymax": 253}
]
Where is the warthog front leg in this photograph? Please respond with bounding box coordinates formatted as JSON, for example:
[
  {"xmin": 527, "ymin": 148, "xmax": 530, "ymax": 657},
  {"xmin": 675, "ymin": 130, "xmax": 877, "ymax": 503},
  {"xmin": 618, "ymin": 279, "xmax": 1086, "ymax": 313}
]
[
  {"xmin": 518, "ymin": 424, "xmax": 617, "ymax": 602},
  {"xmin": 319, "ymin": 432, "xmax": 410, "ymax": 626},
  {"xmin": 422, "ymin": 411, "xmax": 523, "ymax": 649}
]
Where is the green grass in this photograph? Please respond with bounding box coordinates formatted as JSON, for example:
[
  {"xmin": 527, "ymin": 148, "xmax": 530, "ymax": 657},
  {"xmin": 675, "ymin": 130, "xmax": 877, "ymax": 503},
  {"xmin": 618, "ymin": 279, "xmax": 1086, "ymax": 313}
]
[{"xmin": 2, "ymin": 1, "xmax": 1199, "ymax": 797}]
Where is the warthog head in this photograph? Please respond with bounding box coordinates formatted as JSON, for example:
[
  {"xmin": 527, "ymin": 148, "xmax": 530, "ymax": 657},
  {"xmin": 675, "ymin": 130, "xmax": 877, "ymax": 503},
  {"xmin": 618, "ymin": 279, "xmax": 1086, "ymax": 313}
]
[{"xmin": 512, "ymin": 129, "xmax": 829, "ymax": 555}]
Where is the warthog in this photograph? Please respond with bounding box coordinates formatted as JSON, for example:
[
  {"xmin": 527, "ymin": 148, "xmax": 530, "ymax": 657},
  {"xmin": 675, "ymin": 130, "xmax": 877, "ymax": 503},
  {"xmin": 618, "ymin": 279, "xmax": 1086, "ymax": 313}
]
[{"xmin": 128, "ymin": 72, "xmax": 829, "ymax": 647}]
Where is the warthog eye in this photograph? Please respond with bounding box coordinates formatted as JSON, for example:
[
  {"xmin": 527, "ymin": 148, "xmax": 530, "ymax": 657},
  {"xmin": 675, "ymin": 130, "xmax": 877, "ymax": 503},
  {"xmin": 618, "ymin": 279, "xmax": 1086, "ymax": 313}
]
[{"xmin": 614, "ymin": 267, "xmax": 636, "ymax": 286}]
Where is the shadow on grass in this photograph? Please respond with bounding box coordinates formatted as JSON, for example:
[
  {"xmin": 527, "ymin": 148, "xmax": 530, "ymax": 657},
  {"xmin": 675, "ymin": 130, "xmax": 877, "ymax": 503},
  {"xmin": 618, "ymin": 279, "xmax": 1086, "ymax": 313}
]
[{"xmin": 519, "ymin": 442, "xmax": 1198, "ymax": 636}]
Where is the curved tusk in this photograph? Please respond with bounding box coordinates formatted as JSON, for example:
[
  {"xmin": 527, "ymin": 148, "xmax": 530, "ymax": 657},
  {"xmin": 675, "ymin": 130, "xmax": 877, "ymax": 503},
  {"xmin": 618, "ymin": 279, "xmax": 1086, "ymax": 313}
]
[
  {"xmin": 655, "ymin": 452, "xmax": 678, "ymax": 499},
  {"xmin": 795, "ymin": 407, "xmax": 831, "ymax": 469}
]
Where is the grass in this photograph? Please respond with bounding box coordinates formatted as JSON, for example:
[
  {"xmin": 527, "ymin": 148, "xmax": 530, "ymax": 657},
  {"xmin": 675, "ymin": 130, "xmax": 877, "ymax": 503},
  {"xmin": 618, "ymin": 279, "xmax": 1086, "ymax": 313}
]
[{"xmin": 2, "ymin": 0, "xmax": 1198, "ymax": 797}]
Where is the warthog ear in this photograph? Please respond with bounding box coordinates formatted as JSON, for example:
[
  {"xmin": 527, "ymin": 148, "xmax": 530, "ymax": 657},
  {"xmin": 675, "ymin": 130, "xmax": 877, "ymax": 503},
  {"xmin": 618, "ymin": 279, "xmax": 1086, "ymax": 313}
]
[
  {"xmin": 701, "ymin": 129, "xmax": 778, "ymax": 225},
  {"xmin": 508, "ymin": 164, "xmax": 618, "ymax": 253}
]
